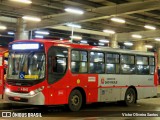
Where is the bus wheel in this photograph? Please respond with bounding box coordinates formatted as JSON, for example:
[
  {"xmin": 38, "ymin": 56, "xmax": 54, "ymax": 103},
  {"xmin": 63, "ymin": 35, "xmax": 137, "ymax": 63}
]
[
  {"xmin": 68, "ymin": 89, "xmax": 82, "ymax": 112},
  {"xmin": 124, "ymin": 88, "xmax": 136, "ymax": 106}
]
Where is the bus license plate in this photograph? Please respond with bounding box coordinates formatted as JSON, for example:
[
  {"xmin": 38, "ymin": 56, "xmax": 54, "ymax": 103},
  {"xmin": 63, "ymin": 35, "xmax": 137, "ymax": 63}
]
[{"xmin": 14, "ymin": 97, "xmax": 21, "ymax": 101}]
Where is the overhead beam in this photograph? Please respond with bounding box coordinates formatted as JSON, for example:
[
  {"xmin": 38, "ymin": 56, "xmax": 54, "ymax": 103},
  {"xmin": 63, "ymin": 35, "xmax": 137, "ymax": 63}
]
[
  {"xmin": 122, "ymin": 15, "xmax": 160, "ymax": 29},
  {"xmin": 148, "ymin": 10, "xmax": 160, "ymax": 16},
  {"xmin": 107, "ymin": 0, "xmax": 128, "ymax": 4},
  {"xmin": 0, "ymin": 4, "xmax": 45, "ymax": 16},
  {"xmin": 1, "ymin": 1, "xmax": 62, "ymax": 14},
  {"xmin": 0, "ymin": 12, "xmax": 21, "ymax": 18},
  {"xmin": 0, "ymin": 16, "xmax": 17, "ymax": 23},
  {"xmin": 69, "ymin": 0, "xmax": 102, "ymax": 7},
  {"xmin": 31, "ymin": 0, "xmax": 66, "ymax": 10},
  {"xmin": 81, "ymin": 22, "xmax": 139, "ymax": 33},
  {"xmin": 130, "ymin": 13, "xmax": 160, "ymax": 24},
  {"xmin": 27, "ymin": 0, "xmax": 160, "ymax": 30},
  {"xmin": 77, "ymin": 0, "xmax": 160, "ymax": 23},
  {"xmin": 89, "ymin": 20, "xmax": 143, "ymax": 31},
  {"xmin": 50, "ymin": 25, "xmax": 110, "ymax": 37},
  {"xmin": 117, "ymin": 29, "xmax": 160, "ymax": 42}
]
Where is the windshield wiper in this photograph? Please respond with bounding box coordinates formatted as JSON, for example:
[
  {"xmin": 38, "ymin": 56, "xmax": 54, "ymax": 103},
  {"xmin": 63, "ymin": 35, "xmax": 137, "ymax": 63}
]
[{"xmin": 20, "ymin": 52, "xmax": 34, "ymax": 72}]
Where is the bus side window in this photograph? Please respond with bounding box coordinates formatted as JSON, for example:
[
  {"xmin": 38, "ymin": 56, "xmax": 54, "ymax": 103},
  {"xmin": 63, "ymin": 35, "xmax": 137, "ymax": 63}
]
[
  {"xmin": 56, "ymin": 57, "xmax": 67, "ymax": 73},
  {"xmin": 136, "ymin": 56, "xmax": 149, "ymax": 75},
  {"xmin": 71, "ymin": 50, "xmax": 88, "ymax": 73},
  {"xmin": 89, "ymin": 52, "xmax": 104, "ymax": 73},
  {"xmin": 149, "ymin": 57, "xmax": 155, "ymax": 75},
  {"xmin": 120, "ymin": 54, "xmax": 135, "ymax": 74},
  {"xmin": 49, "ymin": 57, "xmax": 67, "ymax": 73},
  {"xmin": 106, "ymin": 53, "xmax": 120, "ymax": 74}
]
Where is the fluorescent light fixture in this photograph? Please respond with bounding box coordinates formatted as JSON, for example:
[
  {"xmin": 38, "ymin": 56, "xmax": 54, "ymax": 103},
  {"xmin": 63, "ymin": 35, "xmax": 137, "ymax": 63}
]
[
  {"xmin": 111, "ymin": 17, "xmax": 126, "ymax": 23},
  {"xmin": 12, "ymin": 44, "xmax": 39, "ymax": 50},
  {"xmin": 66, "ymin": 23, "xmax": 81, "ymax": 28},
  {"xmin": 80, "ymin": 40, "xmax": 88, "ymax": 43},
  {"xmin": 10, "ymin": 0, "xmax": 32, "ymax": 4},
  {"xmin": 124, "ymin": 42, "xmax": 133, "ymax": 46},
  {"xmin": 8, "ymin": 32, "xmax": 14, "ymax": 35},
  {"xmin": 98, "ymin": 43, "xmax": 105, "ymax": 46},
  {"xmin": 70, "ymin": 35, "xmax": 82, "ymax": 40},
  {"xmin": 131, "ymin": 34, "xmax": 142, "ymax": 39},
  {"xmin": 155, "ymin": 38, "xmax": 160, "ymax": 41},
  {"xmin": 22, "ymin": 16, "xmax": 41, "ymax": 22},
  {"xmin": 0, "ymin": 25, "xmax": 7, "ymax": 30},
  {"xmin": 99, "ymin": 39, "xmax": 109, "ymax": 43},
  {"xmin": 144, "ymin": 25, "xmax": 156, "ymax": 30},
  {"xmin": 35, "ymin": 35, "xmax": 44, "ymax": 38},
  {"xmin": 35, "ymin": 31, "xmax": 49, "ymax": 35},
  {"xmin": 65, "ymin": 8, "xmax": 84, "ymax": 14},
  {"xmin": 145, "ymin": 45, "xmax": 153, "ymax": 48},
  {"xmin": 103, "ymin": 29, "xmax": 115, "ymax": 34}
]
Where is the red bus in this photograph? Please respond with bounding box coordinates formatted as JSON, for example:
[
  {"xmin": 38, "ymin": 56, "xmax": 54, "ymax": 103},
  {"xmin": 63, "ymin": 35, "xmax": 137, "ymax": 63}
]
[
  {"xmin": 0, "ymin": 47, "xmax": 8, "ymax": 97},
  {"xmin": 4, "ymin": 39, "xmax": 158, "ymax": 111}
]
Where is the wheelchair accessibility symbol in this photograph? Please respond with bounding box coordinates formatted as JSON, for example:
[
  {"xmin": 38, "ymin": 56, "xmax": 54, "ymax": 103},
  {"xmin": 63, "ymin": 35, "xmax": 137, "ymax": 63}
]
[{"xmin": 19, "ymin": 72, "xmax": 25, "ymax": 79}]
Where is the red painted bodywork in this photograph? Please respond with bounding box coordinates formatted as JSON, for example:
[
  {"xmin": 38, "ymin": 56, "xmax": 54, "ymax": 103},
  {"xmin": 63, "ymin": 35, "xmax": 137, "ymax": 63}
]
[
  {"xmin": 0, "ymin": 47, "xmax": 8, "ymax": 95},
  {"xmin": 6, "ymin": 39, "xmax": 98, "ymax": 105},
  {"xmin": 154, "ymin": 52, "xmax": 159, "ymax": 86}
]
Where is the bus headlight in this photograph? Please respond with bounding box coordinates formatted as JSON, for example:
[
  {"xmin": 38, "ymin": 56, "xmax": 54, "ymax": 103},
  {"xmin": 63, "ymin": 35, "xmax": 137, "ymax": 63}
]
[
  {"xmin": 5, "ymin": 88, "xmax": 11, "ymax": 93},
  {"xmin": 29, "ymin": 86, "xmax": 44, "ymax": 96},
  {"xmin": 29, "ymin": 91, "xmax": 35, "ymax": 96}
]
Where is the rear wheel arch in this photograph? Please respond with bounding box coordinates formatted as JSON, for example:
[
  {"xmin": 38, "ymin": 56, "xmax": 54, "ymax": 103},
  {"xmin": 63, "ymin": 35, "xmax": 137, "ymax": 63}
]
[
  {"xmin": 124, "ymin": 86, "xmax": 137, "ymax": 106},
  {"xmin": 68, "ymin": 87, "xmax": 86, "ymax": 111},
  {"xmin": 128, "ymin": 86, "xmax": 138, "ymax": 101}
]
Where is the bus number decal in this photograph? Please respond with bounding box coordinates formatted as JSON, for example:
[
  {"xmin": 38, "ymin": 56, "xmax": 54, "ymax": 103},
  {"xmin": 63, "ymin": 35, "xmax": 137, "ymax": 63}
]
[
  {"xmin": 18, "ymin": 87, "xmax": 28, "ymax": 92},
  {"xmin": 88, "ymin": 77, "xmax": 96, "ymax": 82},
  {"xmin": 58, "ymin": 90, "xmax": 64, "ymax": 95}
]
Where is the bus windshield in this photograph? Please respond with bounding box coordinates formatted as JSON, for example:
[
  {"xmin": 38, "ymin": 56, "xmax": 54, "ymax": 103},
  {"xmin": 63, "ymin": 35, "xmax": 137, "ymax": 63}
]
[{"xmin": 7, "ymin": 52, "xmax": 45, "ymax": 80}]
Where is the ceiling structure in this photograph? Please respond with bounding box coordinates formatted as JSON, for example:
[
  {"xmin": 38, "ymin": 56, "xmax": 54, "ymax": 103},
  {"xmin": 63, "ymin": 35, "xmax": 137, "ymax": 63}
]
[{"xmin": 0, "ymin": 0, "xmax": 160, "ymax": 48}]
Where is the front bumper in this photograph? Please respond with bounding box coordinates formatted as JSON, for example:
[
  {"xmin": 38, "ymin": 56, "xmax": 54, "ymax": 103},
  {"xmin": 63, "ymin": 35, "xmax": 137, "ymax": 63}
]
[{"xmin": 4, "ymin": 91, "xmax": 45, "ymax": 105}]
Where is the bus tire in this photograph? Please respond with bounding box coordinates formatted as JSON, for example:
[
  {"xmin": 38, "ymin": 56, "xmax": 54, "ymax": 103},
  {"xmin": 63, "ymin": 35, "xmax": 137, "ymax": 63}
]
[
  {"xmin": 68, "ymin": 89, "xmax": 82, "ymax": 112},
  {"xmin": 124, "ymin": 88, "xmax": 136, "ymax": 106}
]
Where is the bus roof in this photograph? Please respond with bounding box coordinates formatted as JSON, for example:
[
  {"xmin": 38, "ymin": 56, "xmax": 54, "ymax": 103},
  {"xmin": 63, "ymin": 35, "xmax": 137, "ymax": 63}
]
[{"xmin": 11, "ymin": 39, "xmax": 154, "ymax": 56}]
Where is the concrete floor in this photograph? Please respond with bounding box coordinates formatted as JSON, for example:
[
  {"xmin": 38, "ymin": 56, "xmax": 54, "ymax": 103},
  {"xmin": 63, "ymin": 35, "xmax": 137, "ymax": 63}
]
[
  {"xmin": 1, "ymin": 98, "xmax": 160, "ymax": 120},
  {"xmin": 0, "ymin": 86, "xmax": 160, "ymax": 120}
]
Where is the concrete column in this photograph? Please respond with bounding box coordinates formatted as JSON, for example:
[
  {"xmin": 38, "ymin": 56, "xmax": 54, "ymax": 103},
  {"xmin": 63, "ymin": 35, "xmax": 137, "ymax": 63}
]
[
  {"xmin": 132, "ymin": 41, "xmax": 147, "ymax": 51},
  {"xmin": 157, "ymin": 48, "xmax": 160, "ymax": 68},
  {"xmin": 110, "ymin": 34, "xmax": 118, "ymax": 48},
  {"xmin": 15, "ymin": 18, "xmax": 29, "ymax": 40},
  {"xmin": 155, "ymin": 43, "xmax": 160, "ymax": 68}
]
